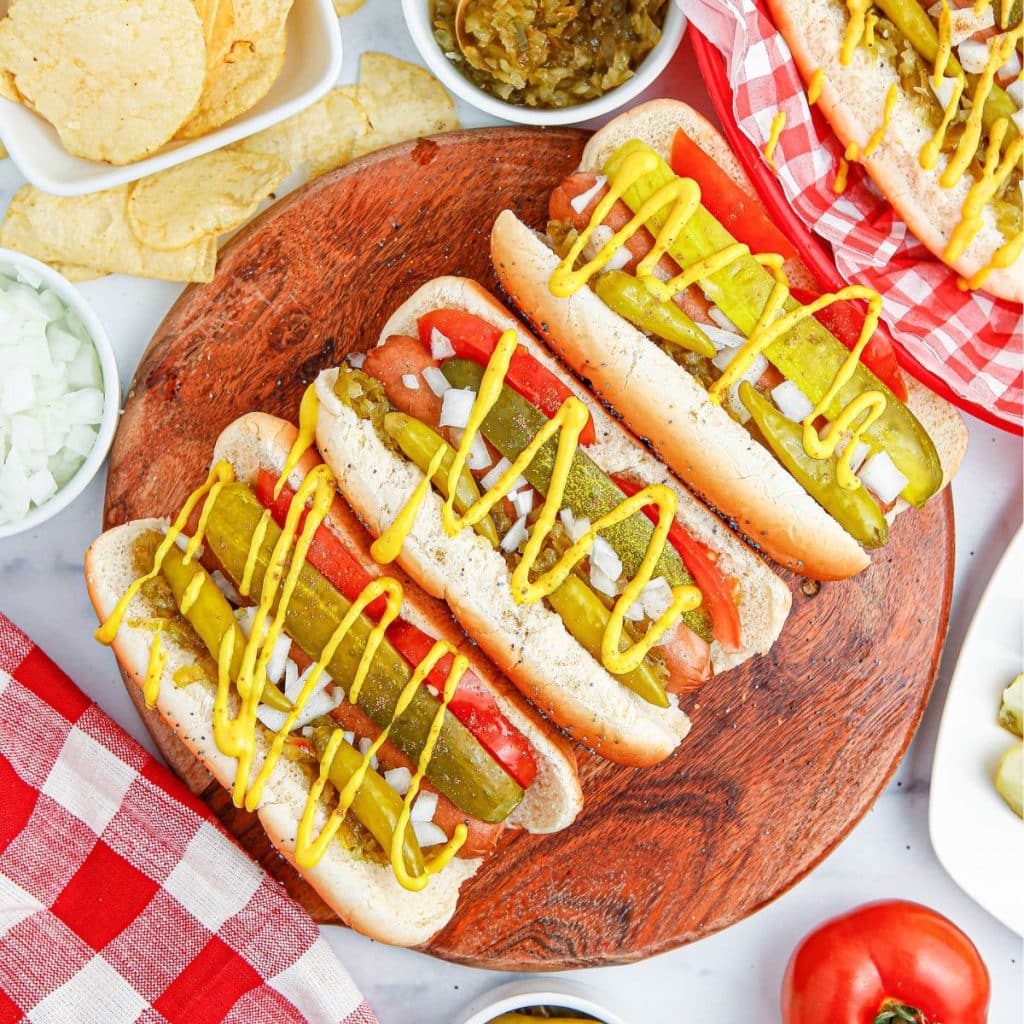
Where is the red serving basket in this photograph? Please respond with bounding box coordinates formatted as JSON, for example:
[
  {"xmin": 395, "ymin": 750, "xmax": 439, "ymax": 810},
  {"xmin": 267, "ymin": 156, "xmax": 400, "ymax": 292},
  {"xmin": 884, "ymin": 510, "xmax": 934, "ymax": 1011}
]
[{"xmin": 689, "ymin": 25, "xmax": 1022, "ymax": 435}]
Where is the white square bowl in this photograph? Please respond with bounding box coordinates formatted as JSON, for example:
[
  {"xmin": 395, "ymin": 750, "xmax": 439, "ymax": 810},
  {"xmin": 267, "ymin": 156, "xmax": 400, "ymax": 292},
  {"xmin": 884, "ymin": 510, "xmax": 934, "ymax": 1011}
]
[{"xmin": 0, "ymin": 0, "xmax": 343, "ymax": 197}]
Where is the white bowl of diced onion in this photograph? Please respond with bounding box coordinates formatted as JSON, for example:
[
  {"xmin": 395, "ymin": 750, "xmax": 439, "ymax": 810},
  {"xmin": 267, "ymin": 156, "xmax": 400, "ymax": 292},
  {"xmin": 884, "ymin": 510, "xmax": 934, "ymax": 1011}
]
[{"xmin": 0, "ymin": 250, "xmax": 119, "ymax": 539}]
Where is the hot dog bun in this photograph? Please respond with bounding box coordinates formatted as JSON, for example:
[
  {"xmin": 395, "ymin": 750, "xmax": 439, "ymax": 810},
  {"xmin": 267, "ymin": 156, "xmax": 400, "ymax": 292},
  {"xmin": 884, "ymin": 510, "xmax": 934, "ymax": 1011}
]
[
  {"xmin": 85, "ymin": 413, "xmax": 582, "ymax": 947},
  {"xmin": 315, "ymin": 277, "xmax": 792, "ymax": 766},
  {"xmin": 765, "ymin": 0, "xmax": 1022, "ymax": 304},
  {"xmin": 490, "ymin": 99, "xmax": 967, "ymax": 580}
]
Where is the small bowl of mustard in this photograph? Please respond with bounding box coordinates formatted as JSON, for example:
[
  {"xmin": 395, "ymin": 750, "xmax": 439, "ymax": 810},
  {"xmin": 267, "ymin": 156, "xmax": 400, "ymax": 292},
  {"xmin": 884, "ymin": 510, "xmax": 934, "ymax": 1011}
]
[
  {"xmin": 456, "ymin": 978, "xmax": 629, "ymax": 1024},
  {"xmin": 403, "ymin": 0, "xmax": 685, "ymax": 126}
]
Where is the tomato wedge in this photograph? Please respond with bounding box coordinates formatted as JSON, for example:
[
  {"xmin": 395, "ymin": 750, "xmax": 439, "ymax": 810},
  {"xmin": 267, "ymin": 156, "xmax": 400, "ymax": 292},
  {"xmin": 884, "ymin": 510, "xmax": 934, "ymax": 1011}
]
[
  {"xmin": 417, "ymin": 308, "xmax": 597, "ymax": 447},
  {"xmin": 671, "ymin": 127, "xmax": 798, "ymax": 262},
  {"xmin": 789, "ymin": 287, "xmax": 907, "ymax": 401},
  {"xmin": 612, "ymin": 475, "xmax": 742, "ymax": 650},
  {"xmin": 254, "ymin": 469, "xmax": 537, "ymax": 788}
]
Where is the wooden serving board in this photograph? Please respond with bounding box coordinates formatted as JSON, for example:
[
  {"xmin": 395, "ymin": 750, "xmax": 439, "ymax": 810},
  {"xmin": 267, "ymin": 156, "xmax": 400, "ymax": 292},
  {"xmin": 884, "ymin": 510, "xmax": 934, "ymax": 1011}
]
[{"xmin": 104, "ymin": 128, "xmax": 955, "ymax": 970}]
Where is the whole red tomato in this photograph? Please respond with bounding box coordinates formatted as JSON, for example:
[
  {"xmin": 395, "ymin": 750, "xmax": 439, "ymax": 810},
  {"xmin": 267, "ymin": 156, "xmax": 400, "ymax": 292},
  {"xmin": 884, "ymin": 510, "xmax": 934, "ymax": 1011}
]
[{"xmin": 782, "ymin": 901, "xmax": 990, "ymax": 1024}]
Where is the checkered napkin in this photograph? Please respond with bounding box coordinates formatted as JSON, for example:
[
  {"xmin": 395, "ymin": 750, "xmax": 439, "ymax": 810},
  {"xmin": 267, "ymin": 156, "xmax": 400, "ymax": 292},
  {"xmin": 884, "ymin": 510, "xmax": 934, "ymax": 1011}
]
[
  {"xmin": 0, "ymin": 614, "xmax": 378, "ymax": 1024},
  {"xmin": 683, "ymin": 0, "xmax": 1024, "ymax": 427}
]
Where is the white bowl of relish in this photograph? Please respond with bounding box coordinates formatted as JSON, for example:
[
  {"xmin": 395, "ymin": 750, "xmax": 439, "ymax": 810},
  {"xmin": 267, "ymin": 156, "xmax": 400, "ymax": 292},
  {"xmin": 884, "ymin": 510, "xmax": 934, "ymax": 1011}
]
[
  {"xmin": 456, "ymin": 978, "xmax": 629, "ymax": 1024},
  {"xmin": 404, "ymin": 0, "xmax": 686, "ymax": 127},
  {"xmin": 0, "ymin": 250, "xmax": 119, "ymax": 539}
]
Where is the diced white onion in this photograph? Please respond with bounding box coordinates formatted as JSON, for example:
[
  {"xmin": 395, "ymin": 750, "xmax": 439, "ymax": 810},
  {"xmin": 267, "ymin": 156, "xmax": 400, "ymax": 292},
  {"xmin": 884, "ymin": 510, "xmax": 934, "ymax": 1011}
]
[
  {"xmin": 649, "ymin": 263, "xmax": 672, "ymax": 282},
  {"xmin": 289, "ymin": 663, "xmax": 332, "ymax": 703},
  {"xmin": 210, "ymin": 569, "xmax": 241, "ymax": 605},
  {"xmin": 411, "ymin": 791, "xmax": 438, "ymax": 822},
  {"xmin": 422, "ymin": 365, "xmax": 451, "ymax": 397},
  {"xmin": 301, "ymin": 726, "xmax": 314, "ymax": 739},
  {"xmin": 590, "ymin": 535, "xmax": 622, "ymax": 581},
  {"xmin": 709, "ymin": 307, "xmax": 741, "ymax": 333},
  {"xmin": 590, "ymin": 563, "xmax": 619, "ymax": 597},
  {"xmin": 343, "ymin": 730, "xmax": 355, "ymax": 746},
  {"xmin": 439, "ymin": 387, "xmax": 476, "ymax": 429},
  {"xmin": 283, "ymin": 659, "xmax": 300, "ymax": 700},
  {"xmin": 234, "ymin": 605, "xmax": 263, "ymax": 639},
  {"xmin": 837, "ymin": 436, "xmax": 871, "ymax": 474},
  {"xmin": 570, "ymin": 175, "xmax": 607, "ymax": 214},
  {"xmin": 412, "ymin": 820, "xmax": 448, "ymax": 848},
  {"xmin": 255, "ymin": 687, "xmax": 340, "ymax": 733},
  {"xmin": 702, "ymin": 322, "xmax": 745, "ymax": 352},
  {"xmin": 26, "ymin": 469, "xmax": 57, "ymax": 505},
  {"xmin": 465, "ymin": 432, "xmax": 491, "ymax": 472},
  {"xmin": 509, "ymin": 486, "xmax": 533, "ymax": 518},
  {"xmin": 623, "ymin": 599, "xmax": 645, "ymax": 622},
  {"xmin": 641, "ymin": 577, "xmax": 675, "ymax": 620},
  {"xmin": 930, "ymin": 75, "xmax": 960, "ymax": 110},
  {"xmin": 1007, "ymin": 77, "xmax": 1023, "ymax": 107},
  {"xmin": 482, "ymin": 456, "xmax": 526, "ymax": 494},
  {"xmin": 1013, "ymin": 107, "xmax": 1024, "ymax": 134},
  {"xmin": 591, "ymin": 226, "xmax": 631, "ymax": 271},
  {"xmin": 430, "ymin": 328, "xmax": 455, "ymax": 360},
  {"xmin": 173, "ymin": 532, "xmax": 192, "ymax": 553},
  {"xmin": 501, "ymin": 515, "xmax": 530, "ymax": 553},
  {"xmin": 712, "ymin": 349, "xmax": 769, "ymax": 389},
  {"xmin": 358, "ymin": 736, "xmax": 379, "ymax": 771},
  {"xmin": 567, "ymin": 514, "xmax": 591, "ymax": 543},
  {"xmin": 771, "ymin": 380, "xmax": 815, "ymax": 422},
  {"xmin": 858, "ymin": 450, "xmax": 909, "ymax": 505},
  {"xmin": 401, "ymin": 373, "xmax": 420, "ymax": 391},
  {"xmin": 345, "ymin": 351, "xmax": 366, "ymax": 369},
  {"xmin": 1000, "ymin": 46, "xmax": 1022, "ymax": 82},
  {"xmin": 957, "ymin": 39, "xmax": 990, "ymax": 74},
  {"xmin": 384, "ymin": 767, "xmax": 413, "ymax": 796},
  {"xmin": 265, "ymin": 632, "xmax": 292, "ymax": 685},
  {"xmin": 947, "ymin": 5, "xmax": 995, "ymax": 45}
]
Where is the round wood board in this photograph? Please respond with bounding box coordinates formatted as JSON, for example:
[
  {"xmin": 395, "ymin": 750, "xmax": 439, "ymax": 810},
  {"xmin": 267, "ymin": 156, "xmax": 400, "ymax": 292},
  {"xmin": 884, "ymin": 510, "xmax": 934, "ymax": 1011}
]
[{"xmin": 103, "ymin": 127, "xmax": 954, "ymax": 970}]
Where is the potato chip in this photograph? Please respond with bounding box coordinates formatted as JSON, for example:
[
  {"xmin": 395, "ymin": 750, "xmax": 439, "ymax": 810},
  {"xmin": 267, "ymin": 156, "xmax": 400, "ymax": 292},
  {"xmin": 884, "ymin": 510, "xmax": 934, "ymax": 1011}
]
[
  {"xmin": 0, "ymin": 69, "xmax": 19, "ymax": 103},
  {"xmin": 50, "ymin": 263, "xmax": 105, "ymax": 284},
  {"xmin": 353, "ymin": 53, "xmax": 458, "ymax": 159},
  {"xmin": 0, "ymin": 185, "xmax": 217, "ymax": 284},
  {"xmin": 238, "ymin": 85, "xmax": 369, "ymax": 178},
  {"xmin": 333, "ymin": 0, "xmax": 365, "ymax": 14},
  {"xmin": 176, "ymin": 0, "xmax": 293, "ymax": 140},
  {"xmin": 127, "ymin": 149, "xmax": 287, "ymax": 251},
  {"xmin": 0, "ymin": 0, "xmax": 207, "ymax": 165}
]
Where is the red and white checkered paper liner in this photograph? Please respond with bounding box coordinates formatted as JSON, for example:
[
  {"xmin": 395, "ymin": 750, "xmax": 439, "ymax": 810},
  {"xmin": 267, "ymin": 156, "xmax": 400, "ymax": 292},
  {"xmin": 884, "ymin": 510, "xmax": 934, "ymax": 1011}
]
[
  {"xmin": 684, "ymin": 0, "xmax": 1024, "ymax": 428},
  {"xmin": 0, "ymin": 613, "xmax": 378, "ymax": 1024}
]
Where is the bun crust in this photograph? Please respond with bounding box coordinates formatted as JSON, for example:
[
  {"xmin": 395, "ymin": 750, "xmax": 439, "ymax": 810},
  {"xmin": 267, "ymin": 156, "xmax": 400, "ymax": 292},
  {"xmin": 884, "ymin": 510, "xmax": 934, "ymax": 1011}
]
[
  {"xmin": 764, "ymin": 0, "xmax": 1022, "ymax": 303},
  {"xmin": 316, "ymin": 277, "xmax": 791, "ymax": 764},
  {"xmin": 491, "ymin": 98, "xmax": 966, "ymax": 579}
]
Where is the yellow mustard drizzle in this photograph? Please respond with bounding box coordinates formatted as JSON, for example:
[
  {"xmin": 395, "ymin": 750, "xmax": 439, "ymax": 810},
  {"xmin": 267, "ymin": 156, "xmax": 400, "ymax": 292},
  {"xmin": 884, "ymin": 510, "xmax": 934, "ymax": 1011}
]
[
  {"xmin": 373, "ymin": 327, "xmax": 702, "ymax": 675},
  {"xmin": 960, "ymin": 227, "xmax": 1024, "ymax": 289},
  {"xmin": 864, "ymin": 83, "xmax": 899, "ymax": 156},
  {"xmin": 808, "ymin": 68, "xmax": 826, "ymax": 105},
  {"xmin": 921, "ymin": 72, "xmax": 966, "ymax": 170},
  {"xmin": 765, "ymin": 111, "xmax": 786, "ymax": 169},
  {"xmin": 143, "ymin": 628, "xmax": 166, "ymax": 709},
  {"xmin": 946, "ymin": 117, "xmax": 1023, "ymax": 262},
  {"xmin": 98, "ymin": 398, "xmax": 471, "ymax": 891},
  {"xmin": 865, "ymin": 10, "xmax": 878, "ymax": 46},
  {"xmin": 546, "ymin": 147, "xmax": 891, "ymax": 493},
  {"xmin": 841, "ymin": 0, "xmax": 875, "ymax": 63},
  {"xmin": 834, "ymin": 156, "xmax": 851, "ymax": 193},
  {"xmin": 942, "ymin": 24, "xmax": 1024, "ymax": 188},
  {"xmin": 275, "ymin": 383, "xmax": 320, "ymax": 500}
]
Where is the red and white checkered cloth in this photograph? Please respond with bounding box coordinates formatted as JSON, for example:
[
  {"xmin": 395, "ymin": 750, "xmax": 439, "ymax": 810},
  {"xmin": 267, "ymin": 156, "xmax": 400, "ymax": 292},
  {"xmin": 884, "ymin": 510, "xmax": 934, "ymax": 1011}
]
[
  {"xmin": 0, "ymin": 613, "xmax": 378, "ymax": 1024},
  {"xmin": 684, "ymin": 0, "xmax": 1024, "ymax": 427}
]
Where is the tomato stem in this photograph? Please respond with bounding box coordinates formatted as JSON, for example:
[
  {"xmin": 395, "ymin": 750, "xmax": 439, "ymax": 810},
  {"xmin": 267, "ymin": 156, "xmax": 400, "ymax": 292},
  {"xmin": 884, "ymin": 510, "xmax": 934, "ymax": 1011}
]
[{"xmin": 874, "ymin": 1001, "xmax": 929, "ymax": 1024}]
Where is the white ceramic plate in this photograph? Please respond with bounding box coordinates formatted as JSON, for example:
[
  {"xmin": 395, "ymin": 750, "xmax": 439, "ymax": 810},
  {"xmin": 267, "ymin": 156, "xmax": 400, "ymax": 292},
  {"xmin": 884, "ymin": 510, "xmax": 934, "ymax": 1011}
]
[
  {"xmin": 0, "ymin": 0, "xmax": 342, "ymax": 197},
  {"xmin": 930, "ymin": 527, "xmax": 1024, "ymax": 935}
]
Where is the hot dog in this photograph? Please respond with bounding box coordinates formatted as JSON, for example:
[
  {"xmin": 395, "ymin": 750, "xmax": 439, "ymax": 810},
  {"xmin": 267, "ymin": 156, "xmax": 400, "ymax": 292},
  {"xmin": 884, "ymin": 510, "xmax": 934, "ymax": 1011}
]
[
  {"xmin": 490, "ymin": 99, "xmax": 968, "ymax": 581},
  {"xmin": 315, "ymin": 277, "xmax": 792, "ymax": 766},
  {"xmin": 86, "ymin": 412, "xmax": 582, "ymax": 946}
]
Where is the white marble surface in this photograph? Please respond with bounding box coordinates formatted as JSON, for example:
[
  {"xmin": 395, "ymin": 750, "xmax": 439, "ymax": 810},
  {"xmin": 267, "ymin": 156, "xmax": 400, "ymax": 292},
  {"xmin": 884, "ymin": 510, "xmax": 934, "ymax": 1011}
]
[{"xmin": 1, "ymin": 4, "xmax": 1022, "ymax": 1020}]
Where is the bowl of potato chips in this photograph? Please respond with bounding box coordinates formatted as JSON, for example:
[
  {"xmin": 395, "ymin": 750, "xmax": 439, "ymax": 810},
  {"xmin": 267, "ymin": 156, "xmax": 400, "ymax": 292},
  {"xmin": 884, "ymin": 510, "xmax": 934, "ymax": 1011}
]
[{"xmin": 0, "ymin": 0, "xmax": 342, "ymax": 196}]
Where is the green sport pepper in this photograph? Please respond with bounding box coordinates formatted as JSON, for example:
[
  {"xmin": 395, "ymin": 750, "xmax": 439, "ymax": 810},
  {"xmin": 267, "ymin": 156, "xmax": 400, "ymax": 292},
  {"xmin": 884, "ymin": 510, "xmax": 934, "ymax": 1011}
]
[
  {"xmin": 203, "ymin": 484, "xmax": 524, "ymax": 824},
  {"xmin": 309, "ymin": 725, "xmax": 425, "ymax": 877},
  {"xmin": 158, "ymin": 539, "xmax": 292, "ymax": 713},
  {"xmin": 383, "ymin": 411, "xmax": 500, "ymax": 548},
  {"xmin": 594, "ymin": 270, "xmax": 717, "ymax": 358},
  {"xmin": 738, "ymin": 382, "xmax": 889, "ymax": 549},
  {"xmin": 440, "ymin": 357, "xmax": 713, "ymax": 644},
  {"xmin": 603, "ymin": 141, "xmax": 943, "ymax": 509}
]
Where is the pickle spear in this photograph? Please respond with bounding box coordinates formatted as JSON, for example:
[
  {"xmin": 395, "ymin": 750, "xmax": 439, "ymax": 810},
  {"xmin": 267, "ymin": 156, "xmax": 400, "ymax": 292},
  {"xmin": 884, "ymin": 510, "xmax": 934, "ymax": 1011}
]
[
  {"xmin": 203, "ymin": 484, "xmax": 524, "ymax": 823},
  {"xmin": 440, "ymin": 357, "xmax": 713, "ymax": 644},
  {"xmin": 603, "ymin": 141, "xmax": 943, "ymax": 508}
]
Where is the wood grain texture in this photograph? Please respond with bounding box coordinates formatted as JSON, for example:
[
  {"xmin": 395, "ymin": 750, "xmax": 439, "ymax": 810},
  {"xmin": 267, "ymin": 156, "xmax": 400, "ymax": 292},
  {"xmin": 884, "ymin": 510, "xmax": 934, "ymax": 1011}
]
[{"xmin": 103, "ymin": 128, "xmax": 955, "ymax": 970}]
